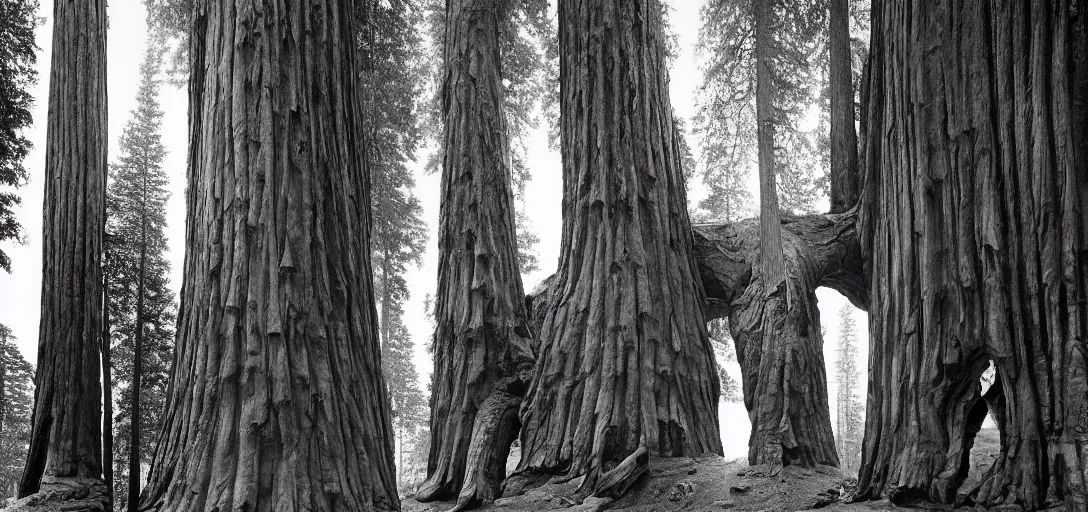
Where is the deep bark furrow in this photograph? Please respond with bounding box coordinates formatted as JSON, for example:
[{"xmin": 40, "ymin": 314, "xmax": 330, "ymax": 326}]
[
  {"xmin": 418, "ymin": 0, "xmax": 535, "ymax": 505},
  {"xmin": 514, "ymin": 0, "xmax": 722, "ymax": 495},
  {"xmin": 139, "ymin": 1, "xmax": 399, "ymax": 509},
  {"xmin": 855, "ymin": 1, "xmax": 1088, "ymax": 508},
  {"xmin": 18, "ymin": 0, "xmax": 109, "ymax": 506}
]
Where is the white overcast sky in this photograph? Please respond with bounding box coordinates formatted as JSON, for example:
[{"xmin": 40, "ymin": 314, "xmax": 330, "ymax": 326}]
[{"xmin": 0, "ymin": 0, "xmax": 869, "ymax": 460}]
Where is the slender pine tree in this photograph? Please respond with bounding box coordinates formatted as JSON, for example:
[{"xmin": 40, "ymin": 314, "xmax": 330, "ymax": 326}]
[
  {"xmin": 103, "ymin": 43, "xmax": 176, "ymax": 512},
  {"xmin": 834, "ymin": 305, "xmax": 863, "ymax": 472}
]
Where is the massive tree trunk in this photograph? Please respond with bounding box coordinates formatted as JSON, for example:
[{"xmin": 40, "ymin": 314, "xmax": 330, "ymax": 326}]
[
  {"xmin": 855, "ymin": 0, "xmax": 1088, "ymax": 509},
  {"xmin": 718, "ymin": 0, "xmax": 840, "ymax": 470},
  {"xmin": 18, "ymin": 0, "xmax": 109, "ymax": 508},
  {"xmin": 416, "ymin": 0, "xmax": 534, "ymax": 508},
  {"xmin": 138, "ymin": 0, "xmax": 399, "ymax": 509},
  {"xmin": 694, "ymin": 212, "xmax": 863, "ymax": 469},
  {"xmin": 512, "ymin": 0, "xmax": 722, "ymax": 498},
  {"xmin": 827, "ymin": 0, "xmax": 859, "ymax": 213}
]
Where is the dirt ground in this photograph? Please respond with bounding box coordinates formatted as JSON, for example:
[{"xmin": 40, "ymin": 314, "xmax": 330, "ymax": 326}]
[
  {"xmin": 403, "ymin": 428, "xmax": 1012, "ymax": 512},
  {"xmin": 403, "ymin": 455, "xmax": 889, "ymax": 512}
]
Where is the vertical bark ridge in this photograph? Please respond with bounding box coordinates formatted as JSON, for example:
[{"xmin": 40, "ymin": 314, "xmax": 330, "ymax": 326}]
[
  {"xmin": 18, "ymin": 0, "xmax": 109, "ymax": 506},
  {"xmin": 828, "ymin": 0, "xmax": 860, "ymax": 213},
  {"xmin": 855, "ymin": 0, "xmax": 1088, "ymax": 508},
  {"xmin": 513, "ymin": 0, "xmax": 723, "ymax": 496},
  {"xmin": 139, "ymin": 0, "xmax": 399, "ymax": 509},
  {"xmin": 417, "ymin": 0, "xmax": 535, "ymax": 506}
]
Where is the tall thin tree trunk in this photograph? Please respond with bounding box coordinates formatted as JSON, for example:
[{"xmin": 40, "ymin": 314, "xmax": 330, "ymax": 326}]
[
  {"xmin": 417, "ymin": 0, "xmax": 534, "ymax": 507},
  {"xmin": 102, "ymin": 274, "xmax": 114, "ymax": 502},
  {"xmin": 855, "ymin": 0, "xmax": 1087, "ymax": 508},
  {"xmin": 512, "ymin": 0, "xmax": 722, "ymax": 498},
  {"xmin": 755, "ymin": 0, "xmax": 786, "ymax": 285},
  {"xmin": 139, "ymin": 0, "xmax": 399, "ymax": 509},
  {"xmin": 18, "ymin": 0, "xmax": 108, "ymax": 506},
  {"xmin": 726, "ymin": 0, "xmax": 839, "ymax": 469},
  {"xmin": 1, "ymin": 328, "xmax": 7, "ymax": 441},
  {"xmin": 828, "ymin": 0, "xmax": 859, "ymax": 213},
  {"xmin": 128, "ymin": 208, "xmax": 147, "ymax": 512}
]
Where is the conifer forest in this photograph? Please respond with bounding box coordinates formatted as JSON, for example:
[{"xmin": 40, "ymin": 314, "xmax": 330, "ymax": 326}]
[{"xmin": 0, "ymin": 0, "xmax": 1084, "ymax": 510}]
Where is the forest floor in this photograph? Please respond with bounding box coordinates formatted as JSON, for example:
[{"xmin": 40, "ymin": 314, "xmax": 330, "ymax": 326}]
[{"xmin": 403, "ymin": 428, "xmax": 1005, "ymax": 512}]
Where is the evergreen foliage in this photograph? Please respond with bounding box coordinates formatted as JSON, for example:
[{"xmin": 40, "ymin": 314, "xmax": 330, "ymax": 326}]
[
  {"xmin": 693, "ymin": 0, "xmax": 870, "ymax": 221},
  {"xmin": 0, "ymin": 324, "xmax": 32, "ymax": 499},
  {"xmin": 834, "ymin": 305, "xmax": 863, "ymax": 472},
  {"xmin": 104, "ymin": 44, "xmax": 177, "ymax": 509},
  {"xmin": 358, "ymin": 0, "xmax": 431, "ymax": 493},
  {"xmin": 0, "ymin": 0, "xmax": 39, "ymax": 272}
]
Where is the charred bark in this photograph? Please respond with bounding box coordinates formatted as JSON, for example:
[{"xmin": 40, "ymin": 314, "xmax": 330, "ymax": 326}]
[
  {"xmin": 827, "ymin": 0, "xmax": 859, "ymax": 213},
  {"xmin": 417, "ymin": 0, "xmax": 535, "ymax": 507},
  {"xmin": 138, "ymin": 0, "xmax": 399, "ymax": 509},
  {"xmin": 17, "ymin": 0, "xmax": 109, "ymax": 508},
  {"xmin": 512, "ymin": 0, "xmax": 723, "ymax": 497},
  {"xmin": 854, "ymin": 1, "xmax": 1088, "ymax": 509}
]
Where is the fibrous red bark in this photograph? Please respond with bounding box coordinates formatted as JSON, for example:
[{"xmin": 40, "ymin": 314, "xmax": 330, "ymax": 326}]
[
  {"xmin": 18, "ymin": 0, "xmax": 109, "ymax": 508},
  {"xmin": 138, "ymin": 0, "xmax": 399, "ymax": 509},
  {"xmin": 512, "ymin": 0, "xmax": 723, "ymax": 497},
  {"xmin": 854, "ymin": 0, "xmax": 1088, "ymax": 508},
  {"xmin": 416, "ymin": 0, "xmax": 535, "ymax": 508}
]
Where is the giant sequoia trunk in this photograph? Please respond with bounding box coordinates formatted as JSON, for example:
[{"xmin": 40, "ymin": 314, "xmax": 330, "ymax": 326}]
[
  {"xmin": 719, "ymin": 0, "xmax": 840, "ymax": 470},
  {"xmin": 694, "ymin": 212, "xmax": 863, "ymax": 469},
  {"xmin": 855, "ymin": 0, "xmax": 1088, "ymax": 509},
  {"xmin": 18, "ymin": 0, "xmax": 109, "ymax": 507},
  {"xmin": 139, "ymin": 0, "xmax": 399, "ymax": 509},
  {"xmin": 512, "ymin": 0, "xmax": 722, "ymax": 498},
  {"xmin": 416, "ymin": 0, "xmax": 535, "ymax": 508}
]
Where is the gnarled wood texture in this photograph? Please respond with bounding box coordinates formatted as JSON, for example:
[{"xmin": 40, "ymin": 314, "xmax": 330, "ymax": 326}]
[
  {"xmin": 417, "ymin": 0, "xmax": 535, "ymax": 506},
  {"xmin": 513, "ymin": 0, "xmax": 723, "ymax": 497},
  {"xmin": 138, "ymin": 0, "xmax": 398, "ymax": 509},
  {"xmin": 854, "ymin": 1, "xmax": 1088, "ymax": 509},
  {"xmin": 693, "ymin": 213, "xmax": 864, "ymax": 468},
  {"xmin": 18, "ymin": 0, "xmax": 109, "ymax": 507}
]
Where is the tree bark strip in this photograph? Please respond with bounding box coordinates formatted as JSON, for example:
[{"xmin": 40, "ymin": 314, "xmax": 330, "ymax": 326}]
[
  {"xmin": 854, "ymin": 0, "xmax": 1088, "ymax": 508},
  {"xmin": 828, "ymin": 0, "xmax": 859, "ymax": 213},
  {"xmin": 18, "ymin": 0, "xmax": 109, "ymax": 506},
  {"xmin": 139, "ymin": 0, "xmax": 399, "ymax": 509},
  {"xmin": 417, "ymin": 0, "xmax": 535, "ymax": 506},
  {"xmin": 513, "ymin": 0, "xmax": 723, "ymax": 497}
]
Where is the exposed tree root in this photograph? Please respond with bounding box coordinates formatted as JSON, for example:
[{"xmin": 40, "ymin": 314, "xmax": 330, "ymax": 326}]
[
  {"xmin": 591, "ymin": 446, "xmax": 649, "ymax": 500},
  {"xmin": 446, "ymin": 384, "xmax": 524, "ymax": 512},
  {"xmin": 7, "ymin": 477, "xmax": 110, "ymax": 512}
]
